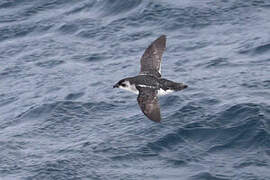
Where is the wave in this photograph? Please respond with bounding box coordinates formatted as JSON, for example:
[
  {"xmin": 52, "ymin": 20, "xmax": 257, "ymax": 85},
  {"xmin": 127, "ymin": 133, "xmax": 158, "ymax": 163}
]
[
  {"xmin": 125, "ymin": 103, "xmax": 270, "ymax": 163},
  {"xmin": 239, "ymin": 42, "xmax": 270, "ymax": 56},
  {"xmin": 1, "ymin": 0, "xmax": 270, "ymax": 179},
  {"xmin": 189, "ymin": 172, "xmax": 231, "ymax": 180},
  {"xmin": 104, "ymin": 103, "xmax": 270, "ymax": 173}
]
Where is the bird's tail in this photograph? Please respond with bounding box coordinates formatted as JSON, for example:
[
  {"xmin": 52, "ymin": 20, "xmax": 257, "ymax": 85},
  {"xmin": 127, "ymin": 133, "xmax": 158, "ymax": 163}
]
[
  {"xmin": 174, "ymin": 83, "xmax": 188, "ymax": 91},
  {"xmin": 159, "ymin": 78, "xmax": 188, "ymax": 91}
]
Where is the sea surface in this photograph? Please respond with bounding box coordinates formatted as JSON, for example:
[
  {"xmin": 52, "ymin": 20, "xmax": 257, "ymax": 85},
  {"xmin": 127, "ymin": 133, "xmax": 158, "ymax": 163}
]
[{"xmin": 0, "ymin": 0, "xmax": 270, "ymax": 179}]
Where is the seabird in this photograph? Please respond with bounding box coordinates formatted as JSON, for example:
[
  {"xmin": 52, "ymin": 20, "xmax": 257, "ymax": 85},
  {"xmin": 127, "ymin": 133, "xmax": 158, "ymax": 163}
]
[{"xmin": 113, "ymin": 35, "xmax": 187, "ymax": 122}]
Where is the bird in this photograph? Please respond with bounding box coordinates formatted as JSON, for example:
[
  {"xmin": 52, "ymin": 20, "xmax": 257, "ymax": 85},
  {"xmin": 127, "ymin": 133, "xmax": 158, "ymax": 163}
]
[{"xmin": 113, "ymin": 35, "xmax": 187, "ymax": 122}]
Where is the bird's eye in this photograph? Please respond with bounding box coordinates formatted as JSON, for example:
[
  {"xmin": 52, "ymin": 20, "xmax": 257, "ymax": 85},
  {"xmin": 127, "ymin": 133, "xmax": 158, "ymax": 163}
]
[{"xmin": 122, "ymin": 84, "xmax": 126, "ymax": 87}]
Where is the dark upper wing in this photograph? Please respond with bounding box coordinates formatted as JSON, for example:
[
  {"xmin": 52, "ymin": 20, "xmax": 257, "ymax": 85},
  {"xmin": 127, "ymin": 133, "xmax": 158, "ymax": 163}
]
[
  {"xmin": 140, "ymin": 35, "xmax": 166, "ymax": 78},
  {"xmin": 137, "ymin": 88, "xmax": 161, "ymax": 122}
]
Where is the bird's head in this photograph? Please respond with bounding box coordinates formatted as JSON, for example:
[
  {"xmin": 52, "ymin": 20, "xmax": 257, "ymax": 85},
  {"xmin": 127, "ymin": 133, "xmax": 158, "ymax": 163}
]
[
  {"xmin": 113, "ymin": 77, "xmax": 139, "ymax": 94},
  {"xmin": 113, "ymin": 79, "xmax": 129, "ymax": 89}
]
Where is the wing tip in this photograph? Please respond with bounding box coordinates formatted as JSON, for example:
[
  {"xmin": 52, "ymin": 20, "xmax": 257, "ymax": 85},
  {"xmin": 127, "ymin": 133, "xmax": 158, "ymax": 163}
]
[
  {"xmin": 159, "ymin": 34, "xmax": 166, "ymax": 39},
  {"xmin": 146, "ymin": 112, "xmax": 161, "ymax": 123},
  {"xmin": 147, "ymin": 116, "xmax": 161, "ymax": 123},
  {"xmin": 153, "ymin": 118, "xmax": 161, "ymax": 123},
  {"xmin": 157, "ymin": 35, "xmax": 166, "ymax": 44},
  {"xmin": 154, "ymin": 35, "xmax": 166, "ymax": 50}
]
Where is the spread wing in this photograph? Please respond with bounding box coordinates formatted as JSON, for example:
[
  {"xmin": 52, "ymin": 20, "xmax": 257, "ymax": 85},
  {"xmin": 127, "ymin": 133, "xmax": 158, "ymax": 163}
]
[
  {"xmin": 140, "ymin": 35, "xmax": 166, "ymax": 78},
  {"xmin": 137, "ymin": 88, "xmax": 161, "ymax": 122}
]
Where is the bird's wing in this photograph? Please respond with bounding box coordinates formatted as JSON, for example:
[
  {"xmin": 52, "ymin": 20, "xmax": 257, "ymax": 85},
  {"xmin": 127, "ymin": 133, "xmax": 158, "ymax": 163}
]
[
  {"xmin": 137, "ymin": 88, "xmax": 161, "ymax": 122},
  {"xmin": 139, "ymin": 35, "xmax": 166, "ymax": 78}
]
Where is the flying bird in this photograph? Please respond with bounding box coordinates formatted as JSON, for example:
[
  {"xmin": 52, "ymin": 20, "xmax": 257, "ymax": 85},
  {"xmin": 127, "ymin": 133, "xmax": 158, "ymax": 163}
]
[{"xmin": 113, "ymin": 35, "xmax": 187, "ymax": 122}]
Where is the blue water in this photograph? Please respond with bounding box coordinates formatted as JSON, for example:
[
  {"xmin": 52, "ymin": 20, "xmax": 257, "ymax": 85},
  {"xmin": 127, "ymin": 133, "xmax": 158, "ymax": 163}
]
[{"xmin": 0, "ymin": 0, "xmax": 270, "ymax": 179}]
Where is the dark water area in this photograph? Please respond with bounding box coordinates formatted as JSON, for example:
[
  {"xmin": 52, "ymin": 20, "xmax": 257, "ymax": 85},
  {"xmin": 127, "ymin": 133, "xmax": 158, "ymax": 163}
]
[{"xmin": 0, "ymin": 0, "xmax": 270, "ymax": 179}]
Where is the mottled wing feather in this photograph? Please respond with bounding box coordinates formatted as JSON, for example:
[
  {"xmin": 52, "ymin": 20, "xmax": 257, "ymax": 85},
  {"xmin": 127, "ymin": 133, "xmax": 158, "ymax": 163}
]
[
  {"xmin": 137, "ymin": 88, "xmax": 161, "ymax": 122},
  {"xmin": 140, "ymin": 35, "xmax": 166, "ymax": 78}
]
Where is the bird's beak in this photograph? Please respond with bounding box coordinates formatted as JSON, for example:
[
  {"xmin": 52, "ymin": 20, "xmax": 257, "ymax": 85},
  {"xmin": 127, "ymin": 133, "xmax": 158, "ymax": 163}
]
[{"xmin": 113, "ymin": 84, "xmax": 119, "ymax": 88}]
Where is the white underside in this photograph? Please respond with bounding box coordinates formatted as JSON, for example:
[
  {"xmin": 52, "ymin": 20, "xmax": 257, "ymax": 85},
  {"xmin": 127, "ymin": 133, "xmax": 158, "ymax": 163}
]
[
  {"xmin": 119, "ymin": 82, "xmax": 174, "ymax": 96},
  {"xmin": 157, "ymin": 89, "xmax": 174, "ymax": 96}
]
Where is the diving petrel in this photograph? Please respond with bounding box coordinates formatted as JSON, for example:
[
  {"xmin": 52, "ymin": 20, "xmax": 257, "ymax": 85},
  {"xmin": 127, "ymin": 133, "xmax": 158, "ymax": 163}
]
[{"xmin": 113, "ymin": 35, "xmax": 187, "ymax": 122}]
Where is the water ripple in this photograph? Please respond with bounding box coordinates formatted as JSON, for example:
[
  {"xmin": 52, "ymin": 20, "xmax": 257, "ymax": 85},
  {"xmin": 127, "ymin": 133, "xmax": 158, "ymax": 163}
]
[{"xmin": 1, "ymin": 0, "xmax": 270, "ymax": 179}]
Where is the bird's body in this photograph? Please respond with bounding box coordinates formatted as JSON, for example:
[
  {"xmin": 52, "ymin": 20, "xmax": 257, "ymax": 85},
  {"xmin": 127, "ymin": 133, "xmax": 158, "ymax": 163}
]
[
  {"xmin": 118, "ymin": 75, "xmax": 187, "ymax": 96},
  {"xmin": 114, "ymin": 35, "xmax": 187, "ymax": 122}
]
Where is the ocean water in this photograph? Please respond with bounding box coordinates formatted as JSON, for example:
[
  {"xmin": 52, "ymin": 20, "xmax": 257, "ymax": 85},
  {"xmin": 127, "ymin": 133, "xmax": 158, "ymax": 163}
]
[{"xmin": 0, "ymin": 0, "xmax": 270, "ymax": 179}]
